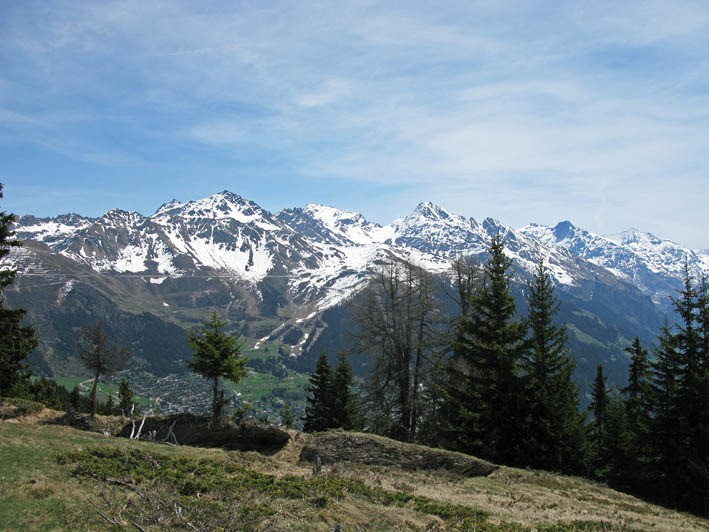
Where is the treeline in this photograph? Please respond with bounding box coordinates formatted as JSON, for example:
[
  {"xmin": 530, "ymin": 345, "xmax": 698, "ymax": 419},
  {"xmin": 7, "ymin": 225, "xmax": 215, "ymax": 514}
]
[
  {"xmin": 6, "ymin": 376, "xmax": 138, "ymax": 416},
  {"xmin": 303, "ymin": 234, "xmax": 708, "ymax": 516},
  {"xmin": 589, "ymin": 272, "xmax": 709, "ymax": 515}
]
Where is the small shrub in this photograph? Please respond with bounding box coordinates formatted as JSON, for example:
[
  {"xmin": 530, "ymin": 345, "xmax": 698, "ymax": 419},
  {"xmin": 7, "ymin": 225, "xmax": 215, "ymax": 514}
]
[{"xmin": 1, "ymin": 397, "xmax": 45, "ymax": 417}]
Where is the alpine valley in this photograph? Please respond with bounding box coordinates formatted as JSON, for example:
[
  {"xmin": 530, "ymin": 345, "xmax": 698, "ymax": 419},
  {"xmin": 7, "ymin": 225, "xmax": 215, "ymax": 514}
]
[{"xmin": 5, "ymin": 191, "xmax": 708, "ymax": 413}]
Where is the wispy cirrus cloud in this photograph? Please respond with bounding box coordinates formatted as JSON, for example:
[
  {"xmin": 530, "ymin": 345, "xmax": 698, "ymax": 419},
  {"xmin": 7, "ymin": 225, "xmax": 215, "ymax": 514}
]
[{"xmin": 2, "ymin": 0, "xmax": 708, "ymax": 246}]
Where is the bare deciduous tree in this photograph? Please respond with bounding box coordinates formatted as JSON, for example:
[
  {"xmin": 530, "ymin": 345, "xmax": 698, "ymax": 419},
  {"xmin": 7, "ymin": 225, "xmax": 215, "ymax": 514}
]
[
  {"xmin": 78, "ymin": 321, "xmax": 132, "ymax": 417},
  {"xmin": 351, "ymin": 259, "xmax": 443, "ymax": 442}
]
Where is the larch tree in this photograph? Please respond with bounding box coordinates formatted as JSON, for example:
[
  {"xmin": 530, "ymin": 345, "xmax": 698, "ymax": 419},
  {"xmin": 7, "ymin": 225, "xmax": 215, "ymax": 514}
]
[
  {"xmin": 78, "ymin": 320, "xmax": 132, "ymax": 417},
  {"xmin": 187, "ymin": 312, "xmax": 247, "ymax": 422},
  {"xmin": 351, "ymin": 260, "xmax": 442, "ymax": 442}
]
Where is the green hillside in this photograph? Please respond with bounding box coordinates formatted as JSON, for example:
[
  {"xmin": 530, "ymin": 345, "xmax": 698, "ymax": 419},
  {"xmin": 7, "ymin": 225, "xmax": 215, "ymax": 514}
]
[{"xmin": 1, "ymin": 412, "xmax": 706, "ymax": 531}]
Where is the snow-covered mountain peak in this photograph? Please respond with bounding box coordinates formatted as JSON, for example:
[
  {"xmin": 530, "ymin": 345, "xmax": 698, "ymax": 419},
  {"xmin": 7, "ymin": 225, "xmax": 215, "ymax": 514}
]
[
  {"xmin": 406, "ymin": 201, "xmax": 471, "ymax": 226},
  {"xmin": 552, "ymin": 220, "xmax": 580, "ymax": 242},
  {"xmin": 168, "ymin": 190, "xmax": 271, "ymax": 223},
  {"xmin": 99, "ymin": 209, "xmax": 147, "ymax": 226},
  {"xmin": 301, "ymin": 204, "xmax": 383, "ymax": 245},
  {"xmin": 153, "ymin": 199, "xmax": 184, "ymax": 216},
  {"xmin": 304, "ymin": 204, "xmax": 370, "ymax": 230},
  {"xmin": 604, "ymin": 228, "xmax": 667, "ymax": 249},
  {"xmin": 481, "ymin": 217, "xmax": 512, "ymax": 237}
]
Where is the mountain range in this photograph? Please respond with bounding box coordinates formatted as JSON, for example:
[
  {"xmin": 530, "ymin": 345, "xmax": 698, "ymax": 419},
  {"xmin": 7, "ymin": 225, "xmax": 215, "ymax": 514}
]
[{"xmin": 5, "ymin": 190, "xmax": 708, "ymax": 392}]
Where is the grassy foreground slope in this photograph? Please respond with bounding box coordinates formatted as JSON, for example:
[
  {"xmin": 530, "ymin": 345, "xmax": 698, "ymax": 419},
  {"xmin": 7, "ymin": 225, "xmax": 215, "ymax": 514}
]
[{"xmin": 0, "ymin": 413, "xmax": 706, "ymax": 531}]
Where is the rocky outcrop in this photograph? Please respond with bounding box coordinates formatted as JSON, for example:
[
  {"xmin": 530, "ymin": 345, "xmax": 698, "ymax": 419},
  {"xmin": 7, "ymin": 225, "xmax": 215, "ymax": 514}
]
[{"xmin": 300, "ymin": 431, "xmax": 498, "ymax": 477}]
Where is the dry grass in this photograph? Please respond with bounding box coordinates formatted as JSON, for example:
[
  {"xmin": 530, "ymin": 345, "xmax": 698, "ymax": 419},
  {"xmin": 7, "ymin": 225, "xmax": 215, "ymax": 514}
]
[{"xmin": 1, "ymin": 413, "xmax": 708, "ymax": 531}]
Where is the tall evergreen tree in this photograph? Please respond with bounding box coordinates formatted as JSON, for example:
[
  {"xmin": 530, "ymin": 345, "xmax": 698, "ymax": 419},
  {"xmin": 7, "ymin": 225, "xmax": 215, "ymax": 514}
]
[
  {"xmin": 622, "ymin": 337, "xmax": 649, "ymax": 425},
  {"xmin": 590, "ymin": 364, "xmax": 608, "ymax": 439},
  {"xmin": 664, "ymin": 267, "xmax": 709, "ymax": 514},
  {"xmin": 303, "ymin": 352, "xmax": 334, "ymax": 432},
  {"xmin": 0, "ymin": 183, "xmax": 38, "ymax": 396},
  {"xmin": 331, "ymin": 352, "xmax": 355, "ymax": 430},
  {"xmin": 647, "ymin": 320, "xmax": 684, "ymax": 500},
  {"xmin": 620, "ymin": 336, "xmax": 651, "ymax": 488},
  {"xmin": 641, "ymin": 265, "xmax": 709, "ymax": 515},
  {"xmin": 442, "ymin": 234, "xmax": 527, "ymax": 465},
  {"xmin": 597, "ymin": 392, "xmax": 633, "ymax": 487},
  {"xmin": 437, "ymin": 257, "xmax": 483, "ymax": 450},
  {"xmin": 118, "ymin": 378, "xmax": 134, "ymax": 415},
  {"xmin": 589, "ymin": 364, "xmax": 609, "ymax": 478},
  {"xmin": 521, "ymin": 260, "xmax": 585, "ymax": 473}
]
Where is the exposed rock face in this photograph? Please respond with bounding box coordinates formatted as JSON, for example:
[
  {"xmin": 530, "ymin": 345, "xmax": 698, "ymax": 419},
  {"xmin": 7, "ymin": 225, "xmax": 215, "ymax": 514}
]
[{"xmin": 300, "ymin": 431, "xmax": 498, "ymax": 477}]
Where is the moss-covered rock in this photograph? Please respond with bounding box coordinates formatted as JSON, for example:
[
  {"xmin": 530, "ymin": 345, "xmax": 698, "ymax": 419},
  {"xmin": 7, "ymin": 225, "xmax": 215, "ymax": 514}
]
[{"xmin": 300, "ymin": 431, "xmax": 498, "ymax": 477}]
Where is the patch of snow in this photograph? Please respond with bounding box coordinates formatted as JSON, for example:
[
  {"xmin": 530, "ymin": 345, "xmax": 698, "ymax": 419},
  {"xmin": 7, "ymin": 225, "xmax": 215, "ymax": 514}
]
[
  {"xmin": 152, "ymin": 240, "xmax": 177, "ymax": 274},
  {"xmin": 113, "ymin": 244, "xmax": 148, "ymax": 272},
  {"xmin": 57, "ymin": 280, "xmax": 75, "ymax": 303},
  {"xmin": 298, "ymin": 333, "xmax": 310, "ymax": 347},
  {"xmin": 182, "ymin": 234, "xmax": 273, "ymax": 283},
  {"xmin": 295, "ymin": 311, "xmax": 318, "ymax": 324}
]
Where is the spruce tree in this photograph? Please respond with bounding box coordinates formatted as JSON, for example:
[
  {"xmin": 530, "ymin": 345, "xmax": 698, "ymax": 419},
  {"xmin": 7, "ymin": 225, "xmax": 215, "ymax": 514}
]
[
  {"xmin": 660, "ymin": 268, "xmax": 709, "ymax": 514},
  {"xmin": 620, "ymin": 336, "xmax": 651, "ymax": 488},
  {"xmin": 187, "ymin": 312, "xmax": 247, "ymax": 422},
  {"xmin": 331, "ymin": 352, "xmax": 355, "ymax": 430},
  {"xmin": 522, "ymin": 260, "xmax": 585, "ymax": 473},
  {"xmin": 70, "ymin": 385, "xmax": 81, "ymax": 411},
  {"xmin": 622, "ymin": 337, "xmax": 649, "ymax": 425},
  {"xmin": 590, "ymin": 364, "xmax": 608, "ymax": 439},
  {"xmin": 647, "ymin": 320, "xmax": 683, "ymax": 501},
  {"xmin": 118, "ymin": 379, "xmax": 133, "ymax": 415},
  {"xmin": 597, "ymin": 392, "xmax": 633, "ymax": 488},
  {"xmin": 438, "ymin": 257, "xmax": 483, "ymax": 451},
  {"xmin": 281, "ymin": 402, "xmax": 295, "ymax": 429},
  {"xmin": 442, "ymin": 234, "xmax": 527, "ymax": 465},
  {"xmin": 0, "ymin": 183, "xmax": 38, "ymax": 396},
  {"xmin": 303, "ymin": 353, "xmax": 334, "ymax": 432}
]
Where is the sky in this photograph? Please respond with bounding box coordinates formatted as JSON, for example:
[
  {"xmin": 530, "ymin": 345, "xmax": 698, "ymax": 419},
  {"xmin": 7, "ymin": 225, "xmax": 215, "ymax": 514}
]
[{"xmin": 1, "ymin": 1, "xmax": 708, "ymax": 248}]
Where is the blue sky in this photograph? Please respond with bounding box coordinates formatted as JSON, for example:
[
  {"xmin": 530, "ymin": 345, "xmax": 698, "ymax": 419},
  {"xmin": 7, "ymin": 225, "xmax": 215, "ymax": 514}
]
[{"xmin": 1, "ymin": 1, "xmax": 708, "ymax": 248}]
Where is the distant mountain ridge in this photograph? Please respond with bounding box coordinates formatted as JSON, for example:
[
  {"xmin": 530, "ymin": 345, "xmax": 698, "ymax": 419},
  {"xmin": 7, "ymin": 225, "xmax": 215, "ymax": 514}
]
[
  {"xmin": 6, "ymin": 190, "xmax": 707, "ymax": 390},
  {"xmin": 14, "ymin": 191, "xmax": 707, "ymax": 312}
]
